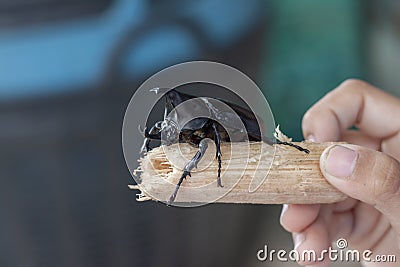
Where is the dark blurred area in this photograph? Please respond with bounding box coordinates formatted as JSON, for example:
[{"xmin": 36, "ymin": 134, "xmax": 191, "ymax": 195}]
[{"xmin": 1, "ymin": 0, "xmax": 399, "ymax": 266}]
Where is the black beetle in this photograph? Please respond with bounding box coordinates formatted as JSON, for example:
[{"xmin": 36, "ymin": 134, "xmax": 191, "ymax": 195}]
[{"xmin": 141, "ymin": 88, "xmax": 309, "ymax": 204}]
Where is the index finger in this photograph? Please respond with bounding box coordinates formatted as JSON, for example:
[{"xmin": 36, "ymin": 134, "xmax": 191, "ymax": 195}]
[{"xmin": 302, "ymin": 79, "xmax": 400, "ymax": 142}]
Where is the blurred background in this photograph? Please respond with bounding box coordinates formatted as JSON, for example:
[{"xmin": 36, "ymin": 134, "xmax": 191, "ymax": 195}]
[{"xmin": 1, "ymin": 0, "xmax": 399, "ymax": 266}]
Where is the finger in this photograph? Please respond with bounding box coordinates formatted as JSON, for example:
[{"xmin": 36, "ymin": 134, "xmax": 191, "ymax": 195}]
[
  {"xmin": 349, "ymin": 203, "xmax": 400, "ymax": 265},
  {"xmin": 329, "ymin": 210, "xmax": 354, "ymax": 242},
  {"xmin": 280, "ymin": 204, "xmax": 320, "ymax": 232},
  {"xmin": 348, "ymin": 202, "xmax": 392, "ymax": 251},
  {"xmin": 302, "ymin": 79, "xmax": 400, "ymax": 141},
  {"xmin": 293, "ymin": 210, "xmax": 331, "ymax": 266},
  {"xmin": 332, "ymin": 197, "xmax": 357, "ymax": 213},
  {"xmin": 320, "ymin": 144, "xmax": 400, "ymax": 234},
  {"xmin": 382, "ymin": 130, "xmax": 400, "ymax": 162},
  {"xmin": 340, "ymin": 130, "xmax": 381, "ymax": 151}
]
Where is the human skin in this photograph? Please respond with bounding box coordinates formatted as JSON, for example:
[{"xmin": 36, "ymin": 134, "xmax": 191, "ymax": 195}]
[{"xmin": 280, "ymin": 79, "xmax": 400, "ymax": 267}]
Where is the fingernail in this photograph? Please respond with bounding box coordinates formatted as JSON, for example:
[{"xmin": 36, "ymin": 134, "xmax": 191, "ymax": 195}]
[
  {"xmin": 307, "ymin": 135, "xmax": 316, "ymax": 142},
  {"xmin": 325, "ymin": 145, "xmax": 358, "ymax": 178},
  {"xmin": 294, "ymin": 233, "xmax": 306, "ymax": 250}
]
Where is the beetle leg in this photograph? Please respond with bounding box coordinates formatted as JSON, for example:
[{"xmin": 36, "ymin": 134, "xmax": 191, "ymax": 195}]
[
  {"xmin": 212, "ymin": 123, "xmax": 223, "ymax": 187},
  {"xmin": 169, "ymin": 139, "xmax": 208, "ymax": 204},
  {"xmin": 140, "ymin": 121, "xmax": 162, "ymax": 154},
  {"xmin": 277, "ymin": 140, "xmax": 310, "ymax": 154}
]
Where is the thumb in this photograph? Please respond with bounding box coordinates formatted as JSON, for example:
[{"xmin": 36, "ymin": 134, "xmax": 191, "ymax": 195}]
[{"xmin": 320, "ymin": 144, "xmax": 400, "ymax": 234}]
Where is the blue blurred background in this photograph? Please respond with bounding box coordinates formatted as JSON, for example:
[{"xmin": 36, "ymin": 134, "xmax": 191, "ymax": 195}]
[{"xmin": 1, "ymin": 0, "xmax": 399, "ymax": 266}]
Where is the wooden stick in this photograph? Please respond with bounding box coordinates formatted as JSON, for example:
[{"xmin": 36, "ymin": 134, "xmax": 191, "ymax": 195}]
[{"xmin": 130, "ymin": 141, "xmax": 347, "ymax": 204}]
